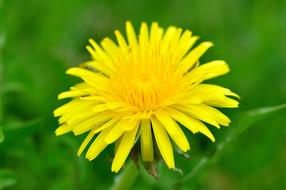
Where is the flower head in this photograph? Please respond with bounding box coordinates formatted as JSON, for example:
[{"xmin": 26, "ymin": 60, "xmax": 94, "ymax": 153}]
[{"xmin": 54, "ymin": 21, "xmax": 239, "ymax": 172}]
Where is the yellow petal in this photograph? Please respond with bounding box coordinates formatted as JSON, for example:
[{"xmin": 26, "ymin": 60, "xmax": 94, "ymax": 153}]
[
  {"xmin": 176, "ymin": 31, "xmax": 199, "ymax": 59},
  {"xmin": 104, "ymin": 120, "xmax": 127, "ymax": 144},
  {"xmin": 93, "ymin": 118, "xmax": 119, "ymax": 134},
  {"xmin": 53, "ymin": 99, "xmax": 81, "ymax": 117},
  {"xmin": 155, "ymin": 109, "xmax": 190, "ymax": 152},
  {"xmin": 205, "ymin": 97, "xmax": 239, "ymax": 108},
  {"xmin": 162, "ymin": 27, "xmax": 183, "ymax": 56},
  {"xmin": 100, "ymin": 37, "xmax": 120, "ymax": 60},
  {"xmin": 167, "ymin": 107, "xmax": 215, "ymax": 142},
  {"xmin": 83, "ymin": 59, "xmax": 112, "ymax": 76},
  {"xmin": 151, "ymin": 116, "xmax": 174, "ymax": 169},
  {"xmin": 88, "ymin": 38, "xmax": 115, "ymax": 71},
  {"xmin": 92, "ymin": 104, "xmax": 109, "ymax": 113},
  {"xmin": 77, "ymin": 118, "xmax": 119, "ymax": 156},
  {"xmin": 195, "ymin": 104, "xmax": 231, "ymax": 126},
  {"xmin": 58, "ymin": 91, "xmax": 90, "ymax": 99},
  {"xmin": 150, "ymin": 22, "xmax": 161, "ymax": 46},
  {"xmin": 192, "ymin": 120, "xmax": 215, "ymax": 142},
  {"xmin": 122, "ymin": 118, "xmax": 140, "ymax": 131},
  {"xmin": 165, "ymin": 107, "xmax": 198, "ymax": 133},
  {"xmin": 154, "ymin": 109, "xmax": 177, "ymax": 135},
  {"xmin": 70, "ymin": 82, "xmax": 93, "ymax": 91},
  {"xmin": 175, "ymin": 104, "xmax": 220, "ymax": 128},
  {"xmin": 140, "ymin": 119, "xmax": 154, "ymax": 161},
  {"xmin": 111, "ymin": 126, "xmax": 139, "ymax": 172},
  {"xmin": 176, "ymin": 29, "xmax": 192, "ymax": 56},
  {"xmin": 139, "ymin": 22, "xmax": 149, "ymax": 48},
  {"xmin": 190, "ymin": 84, "xmax": 240, "ymax": 98},
  {"xmin": 77, "ymin": 128, "xmax": 98, "ymax": 156},
  {"xmin": 67, "ymin": 111, "xmax": 95, "ymax": 125},
  {"xmin": 66, "ymin": 67, "xmax": 109, "ymax": 91},
  {"xmin": 114, "ymin": 30, "xmax": 129, "ymax": 54},
  {"xmin": 177, "ymin": 84, "xmax": 239, "ymax": 106},
  {"xmin": 196, "ymin": 60, "xmax": 230, "ymax": 80},
  {"xmin": 161, "ymin": 26, "xmax": 177, "ymax": 52},
  {"xmin": 86, "ymin": 127, "xmax": 112, "ymax": 160},
  {"xmin": 126, "ymin": 21, "xmax": 138, "ymax": 48},
  {"xmin": 72, "ymin": 112, "xmax": 113, "ymax": 135},
  {"xmin": 85, "ymin": 46, "xmax": 114, "ymax": 76},
  {"xmin": 179, "ymin": 42, "xmax": 213, "ymax": 74},
  {"xmin": 104, "ymin": 118, "xmax": 139, "ymax": 145},
  {"xmin": 57, "ymin": 102, "xmax": 94, "ymax": 124},
  {"xmin": 55, "ymin": 123, "xmax": 73, "ymax": 136}
]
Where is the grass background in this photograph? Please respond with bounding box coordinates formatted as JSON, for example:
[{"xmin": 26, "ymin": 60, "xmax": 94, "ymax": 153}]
[{"xmin": 1, "ymin": 0, "xmax": 286, "ymax": 189}]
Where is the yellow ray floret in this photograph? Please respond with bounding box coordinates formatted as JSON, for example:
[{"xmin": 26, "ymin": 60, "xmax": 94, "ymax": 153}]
[{"xmin": 54, "ymin": 21, "xmax": 239, "ymax": 173}]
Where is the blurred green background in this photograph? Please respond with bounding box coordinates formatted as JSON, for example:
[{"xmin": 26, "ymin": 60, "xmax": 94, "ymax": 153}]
[{"xmin": 1, "ymin": 0, "xmax": 286, "ymax": 189}]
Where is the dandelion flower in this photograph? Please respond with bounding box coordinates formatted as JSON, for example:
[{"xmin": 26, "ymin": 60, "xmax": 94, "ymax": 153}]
[{"xmin": 54, "ymin": 21, "xmax": 239, "ymax": 173}]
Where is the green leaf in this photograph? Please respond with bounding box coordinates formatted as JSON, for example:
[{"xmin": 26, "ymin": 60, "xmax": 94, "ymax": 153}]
[
  {"xmin": 3, "ymin": 117, "xmax": 43, "ymax": 132},
  {"xmin": 0, "ymin": 127, "xmax": 4, "ymax": 143},
  {"xmin": 0, "ymin": 170, "xmax": 17, "ymax": 189},
  {"xmin": 177, "ymin": 103, "xmax": 286, "ymax": 185},
  {"xmin": 1, "ymin": 118, "xmax": 43, "ymax": 143}
]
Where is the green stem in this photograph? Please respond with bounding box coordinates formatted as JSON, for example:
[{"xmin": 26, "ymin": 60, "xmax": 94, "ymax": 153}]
[
  {"xmin": 0, "ymin": 0, "xmax": 5, "ymax": 143},
  {"xmin": 110, "ymin": 161, "xmax": 139, "ymax": 190}
]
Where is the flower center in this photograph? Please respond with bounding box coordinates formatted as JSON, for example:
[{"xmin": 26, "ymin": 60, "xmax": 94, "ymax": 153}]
[
  {"xmin": 125, "ymin": 72, "xmax": 161, "ymax": 111},
  {"xmin": 133, "ymin": 72, "xmax": 158, "ymax": 90}
]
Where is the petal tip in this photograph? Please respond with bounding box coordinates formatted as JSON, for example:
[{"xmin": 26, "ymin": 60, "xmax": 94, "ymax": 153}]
[{"xmin": 55, "ymin": 130, "xmax": 62, "ymax": 136}]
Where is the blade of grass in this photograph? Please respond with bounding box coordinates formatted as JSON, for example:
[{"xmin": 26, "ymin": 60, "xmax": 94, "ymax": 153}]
[
  {"xmin": 1, "ymin": 117, "xmax": 43, "ymax": 144},
  {"xmin": 0, "ymin": 127, "xmax": 3, "ymax": 143},
  {"xmin": 176, "ymin": 103, "xmax": 286, "ymax": 185},
  {"xmin": 0, "ymin": 169, "xmax": 18, "ymax": 189},
  {"xmin": 0, "ymin": 0, "xmax": 5, "ymax": 143}
]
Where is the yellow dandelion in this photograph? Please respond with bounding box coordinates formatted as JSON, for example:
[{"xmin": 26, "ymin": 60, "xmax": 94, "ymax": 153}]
[{"xmin": 54, "ymin": 21, "xmax": 239, "ymax": 173}]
